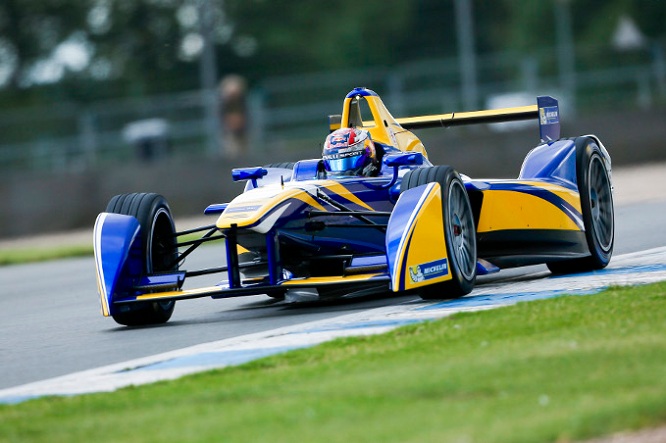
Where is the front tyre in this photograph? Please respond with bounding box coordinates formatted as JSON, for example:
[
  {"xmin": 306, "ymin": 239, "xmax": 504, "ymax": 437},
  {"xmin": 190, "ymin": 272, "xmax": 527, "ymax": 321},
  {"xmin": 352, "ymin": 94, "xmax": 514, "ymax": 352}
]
[
  {"xmin": 106, "ymin": 193, "xmax": 178, "ymax": 326},
  {"xmin": 402, "ymin": 166, "xmax": 477, "ymax": 299},
  {"xmin": 547, "ymin": 137, "xmax": 614, "ymax": 274}
]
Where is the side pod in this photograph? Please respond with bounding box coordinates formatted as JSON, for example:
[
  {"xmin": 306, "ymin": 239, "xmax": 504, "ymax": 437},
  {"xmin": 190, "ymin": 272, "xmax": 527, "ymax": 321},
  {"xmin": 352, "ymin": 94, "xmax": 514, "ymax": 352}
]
[
  {"xmin": 385, "ymin": 183, "xmax": 452, "ymax": 292},
  {"xmin": 93, "ymin": 213, "xmax": 142, "ymax": 317}
]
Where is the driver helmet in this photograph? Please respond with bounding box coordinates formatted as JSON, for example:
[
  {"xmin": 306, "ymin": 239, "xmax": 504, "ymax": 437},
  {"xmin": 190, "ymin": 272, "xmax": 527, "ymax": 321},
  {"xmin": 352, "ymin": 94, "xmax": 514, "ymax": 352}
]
[{"xmin": 322, "ymin": 128, "xmax": 377, "ymax": 176}]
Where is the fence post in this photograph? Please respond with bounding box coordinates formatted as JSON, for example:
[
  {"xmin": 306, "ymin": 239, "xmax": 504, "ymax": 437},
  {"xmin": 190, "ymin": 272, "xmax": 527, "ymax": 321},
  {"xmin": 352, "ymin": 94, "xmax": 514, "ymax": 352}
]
[
  {"xmin": 78, "ymin": 110, "xmax": 97, "ymax": 169},
  {"xmin": 248, "ymin": 89, "xmax": 265, "ymax": 154},
  {"xmin": 387, "ymin": 73, "xmax": 405, "ymax": 117},
  {"xmin": 198, "ymin": 0, "xmax": 220, "ymax": 157},
  {"xmin": 521, "ymin": 56, "xmax": 539, "ymax": 94},
  {"xmin": 653, "ymin": 43, "xmax": 666, "ymax": 98},
  {"xmin": 454, "ymin": 0, "xmax": 478, "ymax": 111},
  {"xmin": 201, "ymin": 88, "xmax": 220, "ymax": 157},
  {"xmin": 637, "ymin": 74, "xmax": 652, "ymax": 109},
  {"xmin": 555, "ymin": 0, "xmax": 577, "ymax": 115}
]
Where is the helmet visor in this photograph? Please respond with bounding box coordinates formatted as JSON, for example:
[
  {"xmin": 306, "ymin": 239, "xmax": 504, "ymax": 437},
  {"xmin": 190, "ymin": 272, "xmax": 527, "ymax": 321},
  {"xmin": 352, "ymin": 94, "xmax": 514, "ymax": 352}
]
[{"xmin": 323, "ymin": 149, "xmax": 367, "ymax": 175}]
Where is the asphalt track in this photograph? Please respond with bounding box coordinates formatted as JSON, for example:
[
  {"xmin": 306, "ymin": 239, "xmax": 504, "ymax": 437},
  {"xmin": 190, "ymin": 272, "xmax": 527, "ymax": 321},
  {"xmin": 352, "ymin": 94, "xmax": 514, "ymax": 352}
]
[{"xmin": 1, "ymin": 175, "xmax": 665, "ymax": 397}]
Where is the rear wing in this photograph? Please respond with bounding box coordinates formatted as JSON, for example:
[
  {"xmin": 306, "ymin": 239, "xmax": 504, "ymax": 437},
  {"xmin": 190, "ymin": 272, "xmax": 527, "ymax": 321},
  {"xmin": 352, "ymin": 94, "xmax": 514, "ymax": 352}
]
[
  {"xmin": 395, "ymin": 96, "xmax": 561, "ymax": 143},
  {"xmin": 330, "ymin": 95, "xmax": 561, "ymax": 143}
]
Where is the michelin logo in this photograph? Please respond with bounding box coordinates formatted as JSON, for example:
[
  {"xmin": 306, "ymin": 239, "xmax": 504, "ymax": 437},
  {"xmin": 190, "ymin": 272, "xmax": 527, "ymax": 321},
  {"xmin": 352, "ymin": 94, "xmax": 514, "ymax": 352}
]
[
  {"xmin": 539, "ymin": 106, "xmax": 559, "ymax": 125},
  {"xmin": 409, "ymin": 258, "xmax": 448, "ymax": 283}
]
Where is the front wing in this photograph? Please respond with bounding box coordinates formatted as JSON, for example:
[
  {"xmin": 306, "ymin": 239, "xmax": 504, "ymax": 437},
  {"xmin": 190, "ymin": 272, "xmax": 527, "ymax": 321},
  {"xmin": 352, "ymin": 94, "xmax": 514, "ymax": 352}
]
[{"xmin": 93, "ymin": 183, "xmax": 454, "ymax": 314}]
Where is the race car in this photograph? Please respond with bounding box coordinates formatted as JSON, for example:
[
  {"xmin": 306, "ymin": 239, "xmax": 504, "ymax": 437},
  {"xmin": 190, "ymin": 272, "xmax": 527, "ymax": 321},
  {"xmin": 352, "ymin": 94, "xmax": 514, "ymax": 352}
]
[{"xmin": 93, "ymin": 87, "xmax": 614, "ymax": 326}]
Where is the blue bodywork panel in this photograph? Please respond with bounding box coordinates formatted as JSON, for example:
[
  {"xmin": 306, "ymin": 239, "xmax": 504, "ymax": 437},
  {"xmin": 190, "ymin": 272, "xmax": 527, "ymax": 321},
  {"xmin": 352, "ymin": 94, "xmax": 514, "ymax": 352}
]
[
  {"xmin": 293, "ymin": 159, "xmax": 321, "ymax": 181},
  {"xmin": 93, "ymin": 213, "xmax": 143, "ymax": 316},
  {"xmin": 519, "ymin": 139, "xmax": 577, "ymax": 189}
]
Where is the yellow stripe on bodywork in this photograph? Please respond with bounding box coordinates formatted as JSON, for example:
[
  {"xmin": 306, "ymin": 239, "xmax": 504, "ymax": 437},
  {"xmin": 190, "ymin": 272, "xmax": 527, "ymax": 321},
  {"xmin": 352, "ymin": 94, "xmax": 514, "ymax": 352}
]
[
  {"xmin": 396, "ymin": 183, "xmax": 451, "ymax": 291},
  {"xmin": 95, "ymin": 272, "xmax": 109, "ymax": 316},
  {"xmin": 217, "ymin": 188, "xmax": 326, "ymax": 229},
  {"xmin": 319, "ymin": 181, "xmax": 374, "ymax": 210},
  {"xmin": 477, "ymin": 182, "xmax": 581, "ymax": 232},
  {"xmin": 292, "ymin": 189, "xmax": 327, "ymax": 211},
  {"xmin": 135, "ymin": 286, "xmax": 222, "ymax": 301},
  {"xmin": 132, "ymin": 274, "xmax": 387, "ymax": 301},
  {"xmin": 519, "ymin": 181, "xmax": 582, "ymax": 212},
  {"xmin": 280, "ymin": 274, "xmax": 384, "ymax": 285}
]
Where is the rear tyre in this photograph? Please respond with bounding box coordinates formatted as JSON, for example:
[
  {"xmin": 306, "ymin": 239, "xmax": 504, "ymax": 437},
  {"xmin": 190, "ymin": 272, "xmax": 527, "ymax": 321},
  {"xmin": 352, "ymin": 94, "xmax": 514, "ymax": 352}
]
[
  {"xmin": 547, "ymin": 137, "xmax": 614, "ymax": 274},
  {"xmin": 106, "ymin": 193, "xmax": 178, "ymax": 326},
  {"xmin": 401, "ymin": 166, "xmax": 477, "ymax": 299}
]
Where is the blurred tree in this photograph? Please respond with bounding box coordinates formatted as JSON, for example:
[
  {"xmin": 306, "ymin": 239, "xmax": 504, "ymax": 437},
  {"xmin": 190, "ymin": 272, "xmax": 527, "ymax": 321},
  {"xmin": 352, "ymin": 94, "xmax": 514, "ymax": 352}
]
[
  {"xmin": 486, "ymin": 0, "xmax": 665, "ymax": 54},
  {"xmin": 631, "ymin": 0, "xmax": 666, "ymax": 40},
  {"xmin": 226, "ymin": 0, "xmax": 413, "ymax": 77},
  {"xmin": 394, "ymin": 0, "xmax": 458, "ymax": 60},
  {"xmin": 0, "ymin": 0, "xmax": 663, "ymax": 106},
  {"xmin": 0, "ymin": 0, "xmax": 90, "ymax": 103},
  {"xmin": 0, "ymin": 0, "xmax": 201, "ymax": 102},
  {"xmin": 0, "ymin": 0, "xmax": 417, "ymax": 101},
  {"xmin": 85, "ymin": 1, "xmax": 195, "ymax": 97}
]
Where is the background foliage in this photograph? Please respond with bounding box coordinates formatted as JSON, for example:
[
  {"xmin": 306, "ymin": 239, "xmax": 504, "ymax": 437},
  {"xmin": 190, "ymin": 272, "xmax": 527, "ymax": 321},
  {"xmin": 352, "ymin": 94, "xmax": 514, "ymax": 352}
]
[{"xmin": 0, "ymin": 0, "xmax": 664, "ymax": 107}]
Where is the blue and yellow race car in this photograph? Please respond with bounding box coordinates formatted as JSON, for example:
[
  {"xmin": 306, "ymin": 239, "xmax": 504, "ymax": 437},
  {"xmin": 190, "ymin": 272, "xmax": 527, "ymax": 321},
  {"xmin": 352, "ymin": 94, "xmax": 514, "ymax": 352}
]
[{"xmin": 94, "ymin": 87, "xmax": 614, "ymax": 326}]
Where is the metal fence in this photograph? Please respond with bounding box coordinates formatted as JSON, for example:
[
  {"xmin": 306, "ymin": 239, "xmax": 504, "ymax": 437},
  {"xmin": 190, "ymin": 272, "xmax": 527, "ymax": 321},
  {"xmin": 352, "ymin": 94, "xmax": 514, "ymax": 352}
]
[{"xmin": 1, "ymin": 46, "xmax": 664, "ymax": 174}]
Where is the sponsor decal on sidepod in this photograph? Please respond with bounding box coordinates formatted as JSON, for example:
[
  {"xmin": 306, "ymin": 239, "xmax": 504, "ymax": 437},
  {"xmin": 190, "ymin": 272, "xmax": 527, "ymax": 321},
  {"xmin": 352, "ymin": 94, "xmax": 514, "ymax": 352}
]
[{"xmin": 409, "ymin": 258, "xmax": 448, "ymax": 283}]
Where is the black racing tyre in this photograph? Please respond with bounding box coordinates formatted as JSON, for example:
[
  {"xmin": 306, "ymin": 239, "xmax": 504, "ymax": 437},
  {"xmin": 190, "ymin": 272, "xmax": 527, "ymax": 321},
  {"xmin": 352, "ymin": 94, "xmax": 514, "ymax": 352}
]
[
  {"xmin": 547, "ymin": 137, "xmax": 614, "ymax": 274},
  {"xmin": 401, "ymin": 166, "xmax": 477, "ymax": 299},
  {"xmin": 106, "ymin": 193, "xmax": 178, "ymax": 326}
]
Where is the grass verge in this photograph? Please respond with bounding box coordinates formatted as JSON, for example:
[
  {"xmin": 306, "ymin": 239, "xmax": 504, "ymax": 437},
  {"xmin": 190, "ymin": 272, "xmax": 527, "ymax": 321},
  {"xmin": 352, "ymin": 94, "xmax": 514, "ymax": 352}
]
[
  {"xmin": 2, "ymin": 283, "xmax": 666, "ymax": 443},
  {"xmin": 0, "ymin": 245, "xmax": 93, "ymax": 266},
  {"xmin": 0, "ymin": 233, "xmax": 208, "ymax": 266}
]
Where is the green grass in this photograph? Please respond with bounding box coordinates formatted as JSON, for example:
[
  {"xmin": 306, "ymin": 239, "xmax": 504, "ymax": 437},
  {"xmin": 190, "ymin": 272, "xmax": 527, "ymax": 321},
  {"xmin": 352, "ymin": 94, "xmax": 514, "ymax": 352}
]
[
  {"xmin": 0, "ymin": 233, "xmax": 207, "ymax": 266},
  {"xmin": 0, "ymin": 245, "xmax": 93, "ymax": 266},
  {"xmin": 2, "ymin": 283, "xmax": 666, "ymax": 442}
]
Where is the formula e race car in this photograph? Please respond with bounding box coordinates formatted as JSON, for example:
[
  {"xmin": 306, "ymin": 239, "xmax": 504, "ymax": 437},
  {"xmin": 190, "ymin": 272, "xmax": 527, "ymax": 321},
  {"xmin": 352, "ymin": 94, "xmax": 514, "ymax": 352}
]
[{"xmin": 94, "ymin": 87, "xmax": 614, "ymax": 326}]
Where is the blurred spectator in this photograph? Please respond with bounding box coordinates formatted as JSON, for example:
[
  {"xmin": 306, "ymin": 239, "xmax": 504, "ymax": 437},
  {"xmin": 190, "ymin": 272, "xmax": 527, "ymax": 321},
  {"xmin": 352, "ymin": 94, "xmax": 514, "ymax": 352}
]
[{"xmin": 219, "ymin": 74, "xmax": 249, "ymax": 158}]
